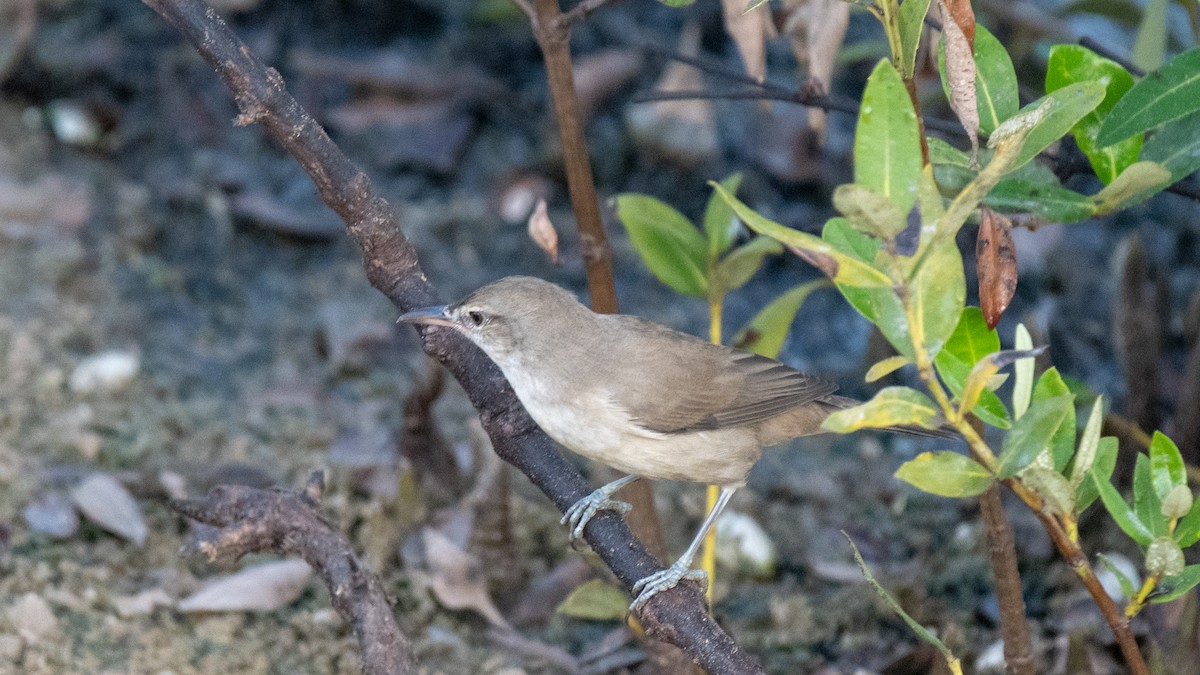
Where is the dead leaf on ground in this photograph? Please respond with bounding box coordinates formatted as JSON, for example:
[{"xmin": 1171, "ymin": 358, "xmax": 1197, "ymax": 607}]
[
  {"xmin": 936, "ymin": 0, "xmax": 979, "ymax": 159},
  {"xmin": 527, "ymin": 199, "xmax": 558, "ymax": 264},
  {"xmin": 178, "ymin": 559, "xmax": 313, "ymax": 613},
  {"xmin": 781, "ymin": 0, "xmax": 850, "ymax": 139},
  {"xmin": 625, "ymin": 22, "xmax": 717, "ymax": 167},
  {"xmin": 70, "ymin": 472, "xmax": 148, "ymax": 546},
  {"xmin": 976, "ymin": 207, "xmax": 1018, "ymax": 329},
  {"xmin": 423, "ymin": 527, "xmax": 511, "ymax": 630}
]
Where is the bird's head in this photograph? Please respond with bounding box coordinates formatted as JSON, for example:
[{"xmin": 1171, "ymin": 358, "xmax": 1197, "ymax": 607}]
[{"xmin": 397, "ymin": 276, "xmax": 589, "ymax": 365}]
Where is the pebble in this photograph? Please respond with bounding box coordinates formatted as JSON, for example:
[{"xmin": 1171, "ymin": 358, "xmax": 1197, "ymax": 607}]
[
  {"xmin": 5, "ymin": 594, "xmax": 60, "ymax": 643},
  {"xmin": 68, "ymin": 351, "xmax": 139, "ymax": 394}
]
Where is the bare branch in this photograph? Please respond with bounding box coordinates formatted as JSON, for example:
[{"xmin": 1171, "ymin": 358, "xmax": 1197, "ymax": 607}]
[
  {"xmin": 140, "ymin": 0, "xmax": 757, "ymax": 670},
  {"xmin": 173, "ymin": 471, "xmax": 415, "ymax": 675}
]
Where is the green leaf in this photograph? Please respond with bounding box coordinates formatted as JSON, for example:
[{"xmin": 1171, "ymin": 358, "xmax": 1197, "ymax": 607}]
[
  {"xmin": 935, "ymin": 349, "xmax": 1012, "ymax": 428},
  {"xmin": 938, "ymin": 25, "xmax": 1018, "ymax": 135},
  {"xmin": 908, "ymin": 235, "xmax": 966, "ymax": 359},
  {"xmin": 656, "ymin": 0, "xmax": 696, "ymax": 7},
  {"xmin": 1142, "ymin": 110, "xmax": 1200, "ymax": 183},
  {"xmin": 1032, "ymin": 369, "xmax": 1077, "ymax": 472},
  {"xmin": 928, "ymin": 137, "xmax": 970, "ymax": 167},
  {"xmin": 1132, "ymin": 0, "xmax": 1168, "ymax": 72},
  {"xmin": 1151, "ymin": 565, "xmax": 1200, "ymax": 604},
  {"xmin": 822, "ymin": 387, "xmax": 939, "ymax": 433},
  {"xmin": 936, "ymin": 307, "xmax": 1001, "ymax": 368},
  {"xmin": 823, "ymin": 216, "xmax": 881, "ymax": 262},
  {"xmin": 1098, "ymin": 47, "xmax": 1200, "ymax": 146},
  {"xmin": 865, "ymin": 355, "xmax": 913, "ymax": 382},
  {"xmin": 1149, "ymin": 431, "xmax": 1187, "ymax": 501},
  {"xmin": 732, "ymin": 280, "xmax": 828, "ymax": 359},
  {"xmin": 895, "ymin": 451, "xmax": 995, "ymax": 498},
  {"xmin": 1076, "ymin": 436, "xmax": 1118, "ymax": 513},
  {"xmin": 1094, "ymin": 470, "xmax": 1155, "ymax": 546},
  {"xmin": 1175, "ymin": 494, "xmax": 1200, "ymax": 547},
  {"xmin": 556, "ymin": 579, "xmax": 630, "ymax": 620},
  {"xmin": 713, "ymin": 185, "xmax": 895, "ymax": 289},
  {"xmin": 1012, "ymin": 324, "xmax": 1035, "ymax": 419},
  {"xmin": 1089, "ymin": 161, "xmax": 1172, "ymax": 214},
  {"xmin": 998, "ymin": 394, "xmax": 1073, "ymax": 478},
  {"xmin": 934, "ymin": 307, "xmax": 1005, "ymax": 421},
  {"xmin": 1045, "ymin": 45, "xmax": 1141, "ymax": 184},
  {"xmin": 897, "ymin": 0, "xmax": 933, "ymax": 79},
  {"xmin": 1135, "ymin": 453, "xmax": 1168, "ymax": 537},
  {"xmin": 1023, "ymin": 466, "xmax": 1076, "ymax": 516},
  {"xmin": 833, "ymin": 184, "xmax": 908, "ymax": 240},
  {"xmin": 1069, "ymin": 396, "xmax": 1105, "ymax": 490},
  {"xmin": 982, "ymin": 179, "xmax": 1097, "ymax": 223},
  {"xmin": 704, "ymin": 173, "xmax": 744, "ymax": 257},
  {"xmin": 616, "ymin": 194, "xmax": 708, "ymax": 297},
  {"xmin": 715, "ymin": 236, "xmax": 783, "ymax": 293},
  {"xmin": 856, "ymin": 60, "xmax": 922, "ymax": 215},
  {"xmin": 996, "ymin": 82, "xmax": 1106, "ymax": 176}
]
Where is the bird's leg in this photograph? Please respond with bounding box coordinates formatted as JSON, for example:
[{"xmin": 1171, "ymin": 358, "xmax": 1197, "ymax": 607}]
[
  {"xmin": 561, "ymin": 474, "xmax": 641, "ymax": 541},
  {"xmin": 629, "ymin": 486, "xmax": 736, "ymax": 613}
]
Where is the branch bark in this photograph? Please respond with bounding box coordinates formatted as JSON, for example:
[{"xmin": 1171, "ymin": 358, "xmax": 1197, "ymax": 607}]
[
  {"xmin": 173, "ymin": 472, "xmax": 414, "ymax": 675},
  {"xmin": 140, "ymin": 0, "xmax": 760, "ymax": 671}
]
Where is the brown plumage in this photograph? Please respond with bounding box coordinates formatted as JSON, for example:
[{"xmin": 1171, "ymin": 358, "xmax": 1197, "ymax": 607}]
[{"xmin": 399, "ymin": 276, "xmax": 955, "ymax": 610}]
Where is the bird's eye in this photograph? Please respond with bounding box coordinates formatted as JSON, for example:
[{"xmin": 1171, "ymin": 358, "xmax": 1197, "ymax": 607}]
[{"xmin": 467, "ymin": 310, "xmax": 485, "ymax": 326}]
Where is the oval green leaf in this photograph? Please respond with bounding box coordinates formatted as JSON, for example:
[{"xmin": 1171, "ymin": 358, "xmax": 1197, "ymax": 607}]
[
  {"xmin": 1045, "ymin": 44, "xmax": 1140, "ymax": 184},
  {"xmin": 995, "ymin": 82, "xmax": 1106, "ymax": 176},
  {"xmin": 984, "ymin": 179, "xmax": 1097, "ymax": 223},
  {"xmin": 896, "ymin": 451, "xmax": 995, "ymax": 498},
  {"xmin": 715, "ymin": 236, "xmax": 783, "ymax": 293},
  {"xmin": 616, "ymin": 194, "xmax": 708, "ymax": 297},
  {"xmin": 732, "ymin": 280, "xmax": 828, "ymax": 358},
  {"xmin": 998, "ymin": 394, "xmax": 1073, "ymax": 478},
  {"xmin": 1141, "ymin": 110, "xmax": 1200, "ymax": 182},
  {"xmin": 1097, "ymin": 47, "xmax": 1200, "ymax": 146},
  {"xmin": 1094, "ymin": 470, "xmax": 1155, "ymax": 546},
  {"xmin": 833, "ymin": 184, "xmax": 908, "ymax": 240},
  {"xmin": 704, "ymin": 173, "xmax": 744, "ymax": 256},
  {"xmin": 1089, "ymin": 161, "xmax": 1172, "ymax": 215},
  {"xmin": 856, "ymin": 60, "xmax": 922, "ymax": 214},
  {"xmin": 1149, "ymin": 431, "xmax": 1186, "ymax": 501},
  {"xmin": 822, "ymin": 386, "xmax": 939, "ymax": 433}
]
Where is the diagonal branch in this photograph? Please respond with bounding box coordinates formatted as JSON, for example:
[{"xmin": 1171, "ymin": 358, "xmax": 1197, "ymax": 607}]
[{"xmin": 139, "ymin": 0, "xmax": 760, "ymax": 671}]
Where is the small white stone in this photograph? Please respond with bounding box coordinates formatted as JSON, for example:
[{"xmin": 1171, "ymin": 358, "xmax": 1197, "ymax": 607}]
[
  {"xmin": 5, "ymin": 594, "xmax": 60, "ymax": 643},
  {"xmin": 69, "ymin": 351, "xmax": 139, "ymax": 394},
  {"xmin": 715, "ymin": 510, "xmax": 777, "ymax": 579},
  {"xmin": 974, "ymin": 639, "xmax": 1006, "ymax": 672}
]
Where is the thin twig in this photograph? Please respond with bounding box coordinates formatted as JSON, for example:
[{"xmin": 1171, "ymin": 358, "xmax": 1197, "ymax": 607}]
[
  {"xmin": 141, "ymin": 0, "xmax": 758, "ymax": 670},
  {"xmin": 559, "ymin": 0, "xmax": 618, "ymax": 28}
]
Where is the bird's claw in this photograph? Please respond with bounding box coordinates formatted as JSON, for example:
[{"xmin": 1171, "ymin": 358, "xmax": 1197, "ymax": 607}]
[
  {"xmin": 561, "ymin": 491, "xmax": 632, "ymax": 541},
  {"xmin": 629, "ymin": 563, "xmax": 708, "ymax": 613}
]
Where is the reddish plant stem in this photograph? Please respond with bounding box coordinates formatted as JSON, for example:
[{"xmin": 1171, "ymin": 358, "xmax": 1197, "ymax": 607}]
[
  {"xmin": 978, "ymin": 484, "xmax": 1035, "ymax": 675},
  {"xmin": 141, "ymin": 0, "xmax": 759, "ymax": 670}
]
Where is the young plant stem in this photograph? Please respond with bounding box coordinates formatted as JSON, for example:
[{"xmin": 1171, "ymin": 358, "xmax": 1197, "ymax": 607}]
[
  {"xmin": 903, "ymin": 301, "xmax": 1147, "ymax": 673},
  {"xmin": 700, "ymin": 296, "xmax": 725, "ymax": 608},
  {"xmin": 977, "ymin": 461, "xmax": 1036, "ymax": 674},
  {"xmin": 527, "ymin": 0, "xmax": 670, "ymax": 569}
]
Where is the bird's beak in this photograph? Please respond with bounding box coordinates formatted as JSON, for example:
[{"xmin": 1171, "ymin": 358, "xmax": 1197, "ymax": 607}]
[{"xmin": 396, "ymin": 305, "xmax": 456, "ymax": 328}]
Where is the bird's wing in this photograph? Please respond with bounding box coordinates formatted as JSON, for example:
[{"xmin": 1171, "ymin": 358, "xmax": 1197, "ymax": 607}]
[{"xmin": 601, "ymin": 315, "xmax": 838, "ymax": 434}]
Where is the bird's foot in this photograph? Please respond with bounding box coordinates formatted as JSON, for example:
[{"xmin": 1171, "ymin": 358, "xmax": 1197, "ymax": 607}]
[
  {"xmin": 629, "ymin": 562, "xmax": 707, "ymax": 613},
  {"xmin": 561, "ymin": 488, "xmax": 632, "ymax": 541}
]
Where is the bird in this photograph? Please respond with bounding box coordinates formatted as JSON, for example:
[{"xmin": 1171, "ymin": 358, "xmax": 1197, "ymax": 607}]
[{"xmin": 398, "ymin": 276, "xmax": 952, "ymax": 611}]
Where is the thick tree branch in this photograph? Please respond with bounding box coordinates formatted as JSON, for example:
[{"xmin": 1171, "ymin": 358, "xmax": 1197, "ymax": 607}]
[{"xmin": 141, "ymin": 0, "xmax": 759, "ymax": 671}]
